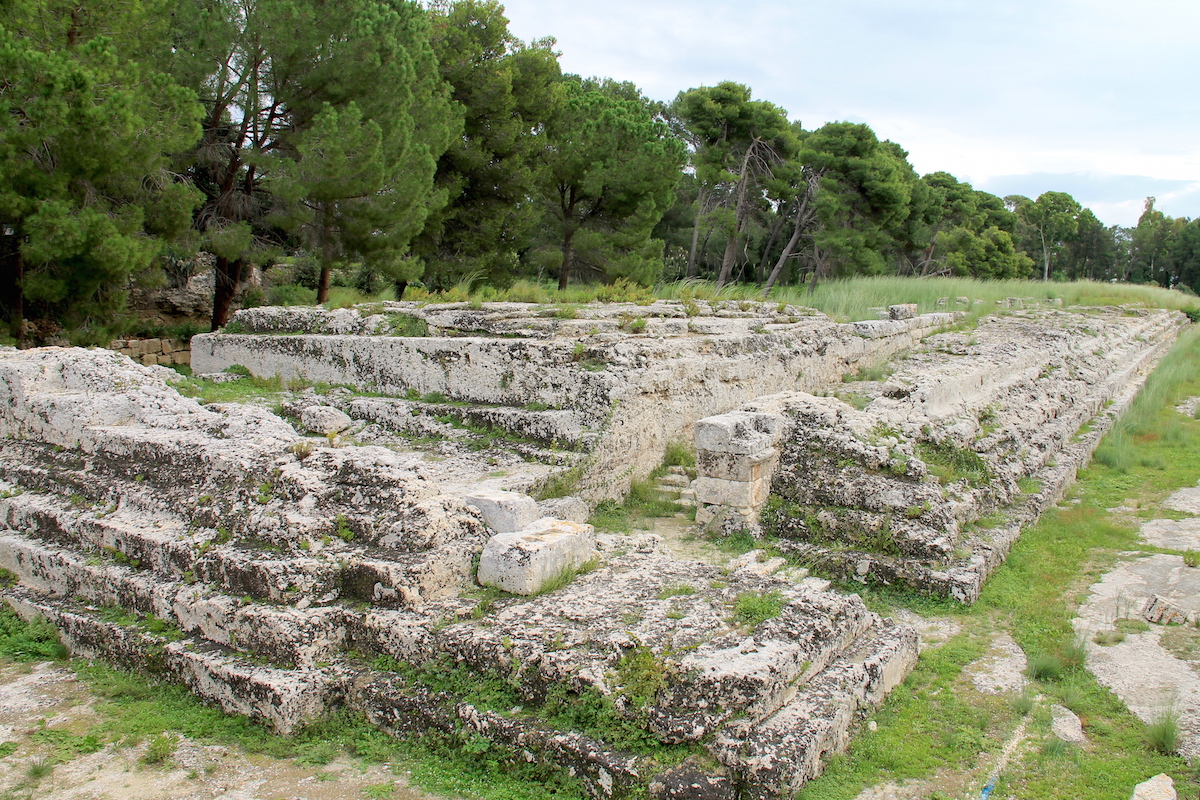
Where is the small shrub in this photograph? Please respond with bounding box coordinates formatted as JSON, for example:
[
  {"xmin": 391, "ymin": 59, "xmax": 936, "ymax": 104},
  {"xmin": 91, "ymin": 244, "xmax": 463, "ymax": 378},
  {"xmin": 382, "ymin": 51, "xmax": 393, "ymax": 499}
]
[
  {"xmin": 386, "ymin": 314, "xmax": 428, "ymax": 337},
  {"xmin": 917, "ymin": 439, "xmax": 992, "ymax": 486},
  {"xmin": 615, "ymin": 645, "xmax": 669, "ymax": 708},
  {"xmin": 732, "ymin": 590, "xmax": 785, "ymax": 627},
  {"xmin": 662, "ymin": 439, "xmax": 696, "ymax": 472},
  {"xmin": 1185, "ymin": 550, "xmax": 1200, "ymax": 568},
  {"xmin": 334, "ymin": 514, "xmax": 355, "ymax": 543},
  {"xmin": 290, "ymin": 441, "xmax": 314, "ymax": 460},
  {"xmin": 629, "ymin": 317, "xmax": 647, "ymax": 333},
  {"xmin": 1060, "ymin": 637, "xmax": 1088, "ymax": 671},
  {"xmin": 657, "ymin": 584, "xmax": 697, "ymax": 600},
  {"xmin": 421, "ymin": 391, "xmax": 448, "ymax": 404},
  {"xmin": 1093, "ymin": 629, "xmax": 1125, "ymax": 646}
]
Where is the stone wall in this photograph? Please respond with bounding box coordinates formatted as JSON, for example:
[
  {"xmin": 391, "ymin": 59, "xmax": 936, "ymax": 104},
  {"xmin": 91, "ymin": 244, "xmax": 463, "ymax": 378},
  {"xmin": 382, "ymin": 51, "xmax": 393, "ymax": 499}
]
[{"xmin": 108, "ymin": 337, "xmax": 191, "ymax": 367}]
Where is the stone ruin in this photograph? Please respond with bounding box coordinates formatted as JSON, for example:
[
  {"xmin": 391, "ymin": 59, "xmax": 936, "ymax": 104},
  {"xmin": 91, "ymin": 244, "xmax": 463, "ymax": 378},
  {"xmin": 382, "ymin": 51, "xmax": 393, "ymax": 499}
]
[{"xmin": 0, "ymin": 297, "xmax": 1186, "ymax": 798}]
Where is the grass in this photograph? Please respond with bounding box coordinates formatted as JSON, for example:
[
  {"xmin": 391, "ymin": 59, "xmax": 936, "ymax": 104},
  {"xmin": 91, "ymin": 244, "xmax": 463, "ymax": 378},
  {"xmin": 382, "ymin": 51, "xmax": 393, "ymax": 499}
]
[
  {"xmin": 1147, "ymin": 706, "xmax": 1180, "ymax": 755},
  {"xmin": 588, "ymin": 470, "xmax": 683, "ymax": 533},
  {"xmin": 732, "ymin": 590, "xmax": 785, "ymax": 627},
  {"xmin": 253, "ymin": 276, "xmax": 1198, "ymax": 329}
]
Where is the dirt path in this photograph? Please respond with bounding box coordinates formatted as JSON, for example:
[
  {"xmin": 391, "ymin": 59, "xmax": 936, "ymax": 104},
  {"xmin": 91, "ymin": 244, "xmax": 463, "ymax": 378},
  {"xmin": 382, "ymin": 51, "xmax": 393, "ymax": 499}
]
[
  {"xmin": 1075, "ymin": 483, "xmax": 1200, "ymax": 761},
  {"xmin": 0, "ymin": 662, "xmax": 446, "ymax": 800}
]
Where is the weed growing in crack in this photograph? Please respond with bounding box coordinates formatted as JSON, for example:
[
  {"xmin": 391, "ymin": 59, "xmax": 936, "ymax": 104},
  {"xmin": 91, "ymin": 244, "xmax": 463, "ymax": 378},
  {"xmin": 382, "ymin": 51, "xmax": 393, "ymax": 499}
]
[{"xmin": 732, "ymin": 591, "xmax": 785, "ymax": 627}]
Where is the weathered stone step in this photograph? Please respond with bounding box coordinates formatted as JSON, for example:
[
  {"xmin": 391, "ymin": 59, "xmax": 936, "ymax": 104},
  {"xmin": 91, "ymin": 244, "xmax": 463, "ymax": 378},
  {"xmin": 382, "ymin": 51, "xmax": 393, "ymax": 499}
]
[
  {"xmin": 0, "ymin": 491, "xmax": 482, "ymax": 608},
  {"xmin": 657, "ymin": 473, "xmax": 691, "ymax": 488},
  {"xmin": 0, "ymin": 534, "xmax": 350, "ymax": 665},
  {"xmin": 3, "ymin": 592, "xmax": 340, "ymax": 734},
  {"xmin": 708, "ymin": 618, "xmax": 918, "ymax": 799},
  {"xmin": 424, "ymin": 552, "xmax": 879, "ymax": 742}
]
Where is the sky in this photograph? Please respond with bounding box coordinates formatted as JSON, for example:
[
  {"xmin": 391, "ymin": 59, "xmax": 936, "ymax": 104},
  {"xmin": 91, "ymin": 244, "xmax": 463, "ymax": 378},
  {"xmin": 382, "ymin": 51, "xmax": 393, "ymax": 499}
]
[{"xmin": 498, "ymin": 0, "xmax": 1199, "ymax": 228}]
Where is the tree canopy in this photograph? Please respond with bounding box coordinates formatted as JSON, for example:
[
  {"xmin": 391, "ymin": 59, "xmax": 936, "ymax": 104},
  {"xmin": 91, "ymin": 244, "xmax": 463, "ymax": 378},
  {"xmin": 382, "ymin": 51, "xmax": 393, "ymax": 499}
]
[{"xmin": 3, "ymin": 0, "xmax": 1194, "ymax": 344}]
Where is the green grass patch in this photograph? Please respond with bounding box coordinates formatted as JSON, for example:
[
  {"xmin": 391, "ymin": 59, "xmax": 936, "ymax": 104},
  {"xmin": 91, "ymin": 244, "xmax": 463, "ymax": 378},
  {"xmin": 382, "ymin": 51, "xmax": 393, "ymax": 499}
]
[{"xmin": 732, "ymin": 591, "xmax": 785, "ymax": 627}]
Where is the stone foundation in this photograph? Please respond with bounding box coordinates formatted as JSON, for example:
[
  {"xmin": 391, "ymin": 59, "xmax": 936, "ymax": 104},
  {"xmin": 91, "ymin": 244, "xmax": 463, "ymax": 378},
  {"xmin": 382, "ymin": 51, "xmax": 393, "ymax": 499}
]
[
  {"xmin": 0, "ymin": 344, "xmax": 920, "ymax": 797},
  {"xmin": 191, "ymin": 300, "xmax": 956, "ymax": 501}
]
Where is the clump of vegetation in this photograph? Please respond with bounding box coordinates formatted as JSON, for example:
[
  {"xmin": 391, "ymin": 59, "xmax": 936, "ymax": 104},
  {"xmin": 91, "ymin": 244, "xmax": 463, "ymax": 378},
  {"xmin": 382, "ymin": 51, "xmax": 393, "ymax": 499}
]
[
  {"xmin": 1026, "ymin": 653, "xmax": 1065, "ymax": 682},
  {"xmin": 140, "ymin": 733, "xmax": 178, "ymax": 765},
  {"xmin": 732, "ymin": 590, "xmax": 785, "ymax": 627},
  {"xmin": 917, "ymin": 439, "xmax": 991, "ymax": 486},
  {"xmin": 1147, "ymin": 706, "xmax": 1180, "ymax": 754},
  {"xmin": 386, "ymin": 314, "xmax": 428, "ymax": 337},
  {"xmin": 0, "ymin": 606, "xmax": 67, "ymax": 661},
  {"xmin": 657, "ymin": 584, "xmax": 697, "ymax": 599},
  {"xmin": 334, "ymin": 514, "xmax": 355, "ymax": 543}
]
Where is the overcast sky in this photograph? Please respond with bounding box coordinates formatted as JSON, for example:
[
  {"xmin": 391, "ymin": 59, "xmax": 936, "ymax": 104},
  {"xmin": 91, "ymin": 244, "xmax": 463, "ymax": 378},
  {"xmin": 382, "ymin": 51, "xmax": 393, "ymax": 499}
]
[{"xmin": 498, "ymin": 0, "xmax": 1198, "ymax": 227}]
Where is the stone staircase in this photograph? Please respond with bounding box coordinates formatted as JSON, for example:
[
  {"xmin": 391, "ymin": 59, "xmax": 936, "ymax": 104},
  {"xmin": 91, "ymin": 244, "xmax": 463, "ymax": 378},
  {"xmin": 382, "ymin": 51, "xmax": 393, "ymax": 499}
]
[
  {"xmin": 690, "ymin": 307, "xmax": 1189, "ymax": 602},
  {"xmin": 0, "ymin": 346, "xmax": 918, "ymax": 798},
  {"xmin": 654, "ymin": 467, "xmax": 695, "ymax": 507}
]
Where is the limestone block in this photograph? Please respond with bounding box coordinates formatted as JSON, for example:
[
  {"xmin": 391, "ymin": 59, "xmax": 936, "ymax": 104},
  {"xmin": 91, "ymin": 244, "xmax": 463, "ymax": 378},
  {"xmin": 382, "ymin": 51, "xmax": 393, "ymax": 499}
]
[
  {"xmin": 465, "ymin": 490, "xmax": 542, "ymax": 533},
  {"xmin": 691, "ymin": 476, "xmax": 770, "ymax": 509},
  {"xmin": 695, "ymin": 413, "xmax": 776, "ymax": 455},
  {"xmin": 301, "ymin": 405, "xmax": 353, "ymax": 436},
  {"xmin": 140, "ymin": 353, "xmax": 156, "ymax": 366},
  {"xmin": 888, "ymin": 304, "xmax": 918, "ymax": 320},
  {"xmin": 1050, "ymin": 704, "xmax": 1086, "ymax": 743},
  {"xmin": 477, "ymin": 518, "xmax": 597, "ymax": 596},
  {"xmin": 649, "ymin": 757, "xmax": 735, "ymax": 800},
  {"xmin": 1131, "ymin": 774, "xmax": 1176, "ymax": 800},
  {"xmin": 697, "ymin": 448, "xmax": 778, "ymax": 483},
  {"xmin": 537, "ymin": 496, "xmax": 590, "ymax": 524},
  {"xmin": 161, "ymin": 340, "xmax": 172, "ymax": 355}
]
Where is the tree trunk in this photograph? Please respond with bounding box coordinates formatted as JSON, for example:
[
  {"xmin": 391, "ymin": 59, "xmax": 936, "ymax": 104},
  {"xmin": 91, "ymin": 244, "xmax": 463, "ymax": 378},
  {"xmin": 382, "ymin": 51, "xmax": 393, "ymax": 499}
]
[
  {"xmin": 762, "ymin": 176, "xmax": 819, "ymax": 298},
  {"xmin": 394, "ymin": 281, "xmax": 408, "ymax": 301},
  {"xmin": 211, "ymin": 256, "xmax": 244, "ymax": 330},
  {"xmin": 686, "ymin": 187, "xmax": 708, "ymax": 278},
  {"xmin": 757, "ymin": 210, "xmax": 787, "ymax": 287},
  {"xmin": 316, "ymin": 210, "xmax": 334, "ymax": 304},
  {"xmin": 558, "ymin": 226, "xmax": 576, "ymax": 291},
  {"xmin": 716, "ymin": 142, "xmax": 759, "ymax": 287},
  {"xmin": 0, "ymin": 227, "xmax": 22, "ymax": 331},
  {"xmin": 807, "ymin": 246, "xmax": 825, "ymax": 295},
  {"xmin": 762, "ymin": 207, "xmax": 808, "ymax": 297},
  {"xmin": 1040, "ymin": 228, "xmax": 1050, "ymax": 281}
]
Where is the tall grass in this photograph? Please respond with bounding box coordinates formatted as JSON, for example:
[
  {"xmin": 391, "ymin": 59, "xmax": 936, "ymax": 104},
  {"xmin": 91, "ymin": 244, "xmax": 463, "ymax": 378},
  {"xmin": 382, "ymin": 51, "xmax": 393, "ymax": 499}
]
[
  {"xmin": 306, "ymin": 275, "xmax": 1197, "ymax": 322},
  {"xmin": 1094, "ymin": 325, "xmax": 1200, "ymax": 473}
]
